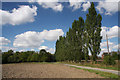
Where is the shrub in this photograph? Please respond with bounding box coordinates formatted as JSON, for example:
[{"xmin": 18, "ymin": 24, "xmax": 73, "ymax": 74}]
[{"xmin": 103, "ymin": 55, "xmax": 116, "ymax": 65}]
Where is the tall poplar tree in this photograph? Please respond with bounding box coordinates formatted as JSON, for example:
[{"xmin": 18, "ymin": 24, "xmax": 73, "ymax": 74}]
[{"xmin": 85, "ymin": 2, "xmax": 102, "ymax": 62}]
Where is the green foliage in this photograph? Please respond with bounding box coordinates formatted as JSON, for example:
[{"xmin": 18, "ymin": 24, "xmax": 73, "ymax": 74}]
[
  {"xmin": 111, "ymin": 51, "xmax": 118, "ymax": 60},
  {"xmin": 103, "ymin": 55, "xmax": 116, "ymax": 65},
  {"xmin": 30, "ymin": 53, "xmax": 39, "ymax": 62},
  {"xmin": 55, "ymin": 17, "xmax": 86, "ymax": 62},
  {"xmin": 55, "ymin": 2, "xmax": 102, "ymax": 63},
  {"xmin": 2, "ymin": 50, "xmax": 13, "ymax": 64},
  {"xmin": 2, "ymin": 49, "xmax": 55, "ymax": 64},
  {"xmin": 85, "ymin": 2, "xmax": 102, "ymax": 62}
]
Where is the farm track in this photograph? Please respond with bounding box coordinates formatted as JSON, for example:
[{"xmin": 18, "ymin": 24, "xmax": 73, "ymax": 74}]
[
  {"xmin": 65, "ymin": 64, "xmax": 120, "ymax": 75},
  {"xmin": 2, "ymin": 63, "xmax": 103, "ymax": 78}
]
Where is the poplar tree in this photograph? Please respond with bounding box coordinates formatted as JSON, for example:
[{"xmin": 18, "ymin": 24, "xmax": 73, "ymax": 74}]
[{"xmin": 85, "ymin": 2, "xmax": 102, "ymax": 62}]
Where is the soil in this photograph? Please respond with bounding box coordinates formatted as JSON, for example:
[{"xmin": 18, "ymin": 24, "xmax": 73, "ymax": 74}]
[{"xmin": 2, "ymin": 63, "xmax": 103, "ymax": 78}]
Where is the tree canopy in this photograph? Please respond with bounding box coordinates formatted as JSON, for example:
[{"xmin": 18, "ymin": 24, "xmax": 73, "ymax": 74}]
[
  {"xmin": 2, "ymin": 49, "xmax": 55, "ymax": 64},
  {"xmin": 55, "ymin": 2, "xmax": 102, "ymax": 62}
]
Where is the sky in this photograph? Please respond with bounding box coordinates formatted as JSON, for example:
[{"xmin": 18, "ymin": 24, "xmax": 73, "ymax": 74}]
[{"xmin": 0, "ymin": 0, "xmax": 120, "ymax": 56}]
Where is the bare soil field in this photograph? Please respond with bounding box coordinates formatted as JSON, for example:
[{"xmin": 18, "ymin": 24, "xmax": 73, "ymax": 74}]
[{"xmin": 2, "ymin": 63, "xmax": 103, "ymax": 78}]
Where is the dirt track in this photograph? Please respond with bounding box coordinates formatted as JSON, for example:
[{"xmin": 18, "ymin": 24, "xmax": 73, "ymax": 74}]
[{"xmin": 2, "ymin": 63, "xmax": 103, "ymax": 78}]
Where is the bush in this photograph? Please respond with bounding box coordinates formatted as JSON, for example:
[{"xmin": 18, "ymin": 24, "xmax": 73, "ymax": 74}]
[{"xmin": 103, "ymin": 55, "xmax": 116, "ymax": 65}]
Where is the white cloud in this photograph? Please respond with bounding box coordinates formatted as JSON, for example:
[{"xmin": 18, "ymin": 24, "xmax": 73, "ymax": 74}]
[
  {"xmin": 0, "ymin": 5, "xmax": 37, "ymax": 25},
  {"xmin": 69, "ymin": 0, "xmax": 90, "ymax": 11},
  {"xmin": 1, "ymin": 46, "xmax": 17, "ymax": 52},
  {"xmin": 96, "ymin": 0, "xmax": 119, "ymax": 15},
  {"xmin": 99, "ymin": 40, "xmax": 119, "ymax": 56},
  {"xmin": 100, "ymin": 41, "xmax": 115, "ymax": 55},
  {"xmin": 38, "ymin": 2, "xmax": 63, "ymax": 12},
  {"xmin": 39, "ymin": 46, "xmax": 55, "ymax": 53},
  {"xmin": 0, "ymin": 37, "xmax": 11, "ymax": 45},
  {"xmin": 99, "ymin": 48, "xmax": 113, "ymax": 56},
  {"xmin": 13, "ymin": 29, "xmax": 64, "ymax": 48},
  {"xmin": 43, "ymin": 29, "xmax": 64, "ymax": 41},
  {"xmin": 29, "ymin": 0, "xmax": 90, "ymax": 12},
  {"xmin": 69, "ymin": 0, "xmax": 83, "ymax": 11},
  {"xmin": 13, "ymin": 31, "xmax": 44, "ymax": 48},
  {"xmin": 47, "ymin": 48, "xmax": 55, "ymax": 54},
  {"xmin": 39, "ymin": 46, "xmax": 48, "ymax": 50},
  {"xmin": 82, "ymin": 1, "xmax": 90, "ymax": 11},
  {"xmin": 31, "ymin": 0, "xmax": 63, "ymax": 12},
  {"xmin": 0, "ymin": 37, "xmax": 17, "ymax": 52},
  {"xmin": 101, "ymin": 26, "xmax": 120, "ymax": 40},
  {"xmin": 31, "ymin": 49, "xmax": 35, "ymax": 51},
  {"xmin": 19, "ymin": 49, "xmax": 26, "ymax": 52},
  {"xmin": 113, "ymin": 44, "xmax": 120, "ymax": 49},
  {"xmin": 100, "ymin": 41, "xmax": 115, "ymax": 48}
]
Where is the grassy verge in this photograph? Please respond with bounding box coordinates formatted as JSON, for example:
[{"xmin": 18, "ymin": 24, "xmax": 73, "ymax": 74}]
[
  {"xmin": 70, "ymin": 66, "xmax": 119, "ymax": 78},
  {"xmin": 62, "ymin": 62, "xmax": 118, "ymax": 70}
]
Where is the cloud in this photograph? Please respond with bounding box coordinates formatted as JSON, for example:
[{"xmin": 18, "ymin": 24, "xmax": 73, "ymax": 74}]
[
  {"xmin": 1, "ymin": 46, "xmax": 17, "ymax": 52},
  {"xmin": 39, "ymin": 46, "xmax": 48, "ymax": 50},
  {"xmin": 47, "ymin": 48, "xmax": 55, "ymax": 54},
  {"xmin": 38, "ymin": 2, "xmax": 63, "ymax": 12},
  {"xmin": 0, "ymin": 5, "xmax": 37, "ymax": 25},
  {"xmin": 99, "ymin": 40, "xmax": 119, "ymax": 56},
  {"xmin": 29, "ymin": 0, "xmax": 90, "ymax": 12},
  {"xmin": 39, "ymin": 46, "xmax": 55, "ymax": 53},
  {"xmin": 69, "ymin": 0, "xmax": 90, "ymax": 11},
  {"xmin": 100, "ymin": 41, "xmax": 115, "ymax": 48},
  {"xmin": 31, "ymin": 49, "xmax": 35, "ymax": 51},
  {"xmin": 96, "ymin": 0, "xmax": 119, "ymax": 15},
  {"xmin": 13, "ymin": 31, "xmax": 44, "ymax": 48},
  {"xmin": 69, "ymin": 0, "xmax": 83, "ymax": 11},
  {"xmin": 0, "ymin": 37, "xmax": 11, "ymax": 45},
  {"xmin": 101, "ymin": 26, "xmax": 120, "ymax": 40},
  {"xmin": 13, "ymin": 29, "xmax": 64, "ymax": 48},
  {"xmin": 19, "ymin": 49, "xmax": 26, "ymax": 52},
  {"xmin": 113, "ymin": 44, "xmax": 120, "ymax": 49},
  {"xmin": 82, "ymin": 1, "xmax": 90, "ymax": 11},
  {"xmin": 43, "ymin": 29, "xmax": 64, "ymax": 41},
  {"xmin": 0, "ymin": 37, "xmax": 17, "ymax": 52},
  {"xmin": 29, "ymin": 0, "xmax": 63, "ymax": 12},
  {"xmin": 99, "ymin": 48, "xmax": 113, "ymax": 56},
  {"xmin": 99, "ymin": 41, "xmax": 115, "ymax": 56}
]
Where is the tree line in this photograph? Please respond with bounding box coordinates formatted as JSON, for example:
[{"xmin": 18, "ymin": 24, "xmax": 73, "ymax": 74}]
[
  {"xmin": 2, "ymin": 49, "xmax": 55, "ymax": 64},
  {"xmin": 55, "ymin": 2, "xmax": 102, "ymax": 63}
]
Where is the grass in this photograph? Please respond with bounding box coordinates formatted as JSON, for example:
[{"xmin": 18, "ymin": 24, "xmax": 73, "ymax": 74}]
[
  {"xmin": 70, "ymin": 66, "xmax": 119, "ymax": 78},
  {"xmin": 62, "ymin": 62, "xmax": 119, "ymax": 70}
]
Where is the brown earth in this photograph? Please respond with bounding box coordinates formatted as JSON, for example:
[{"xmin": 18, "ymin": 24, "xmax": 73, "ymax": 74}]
[{"xmin": 2, "ymin": 63, "xmax": 103, "ymax": 78}]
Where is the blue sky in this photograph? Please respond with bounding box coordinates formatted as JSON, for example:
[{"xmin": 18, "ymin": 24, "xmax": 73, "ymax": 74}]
[{"xmin": 1, "ymin": 1, "xmax": 119, "ymax": 56}]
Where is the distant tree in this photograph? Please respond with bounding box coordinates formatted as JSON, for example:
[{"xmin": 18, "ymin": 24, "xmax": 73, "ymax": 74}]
[
  {"xmin": 111, "ymin": 52, "xmax": 118, "ymax": 60},
  {"xmin": 39, "ymin": 49, "xmax": 49, "ymax": 62},
  {"xmin": 2, "ymin": 50, "xmax": 13, "ymax": 64},
  {"xmin": 30, "ymin": 53, "xmax": 39, "ymax": 62},
  {"xmin": 8, "ymin": 56, "xmax": 14, "ymax": 63},
  {"xmin": 2, "ymin": 49, "xmax": 54, "ymax": 63},
  {"xmin": 47, "ymin": 52, "xmax": 55, "ymax": 62},
  {"xmin": 8, "ymin": 52, "xmax": 20, "ymax": 63},
  {"xmin": 19, "ymin": 52, "xmax": 29, "ymax": 62},
  {"xmin": 103, "ymin": 55, "xmax": 116, "ymax": 65}
]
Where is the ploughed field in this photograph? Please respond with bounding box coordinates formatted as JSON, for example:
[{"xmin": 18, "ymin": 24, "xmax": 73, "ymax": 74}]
[{"xmin": 2, "ymin": 63, "xmax": 103, "ymax": 78}]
